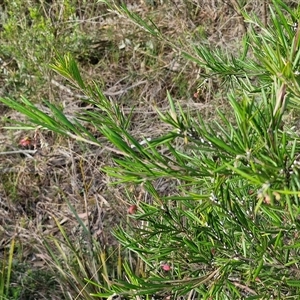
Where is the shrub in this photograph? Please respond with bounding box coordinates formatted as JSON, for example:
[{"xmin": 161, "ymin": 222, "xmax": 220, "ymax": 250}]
[{"xmin": 1, "ymin": 0, "xmax": 300, "ymax": 299}]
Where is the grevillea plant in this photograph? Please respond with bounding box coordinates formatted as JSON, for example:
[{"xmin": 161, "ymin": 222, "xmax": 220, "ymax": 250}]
[{"xmin": 1, "ymin": 0, "xmax": 300, "ymax": 299}]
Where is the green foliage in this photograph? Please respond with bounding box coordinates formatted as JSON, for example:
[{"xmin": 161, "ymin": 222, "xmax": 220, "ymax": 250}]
[
  {"xmin": 0, "ymin": 0, "xmax": 106, "ymax": 98},
  {"xmin": 2, "ymin": 0, "xmax": 300, "ymax": 299},
  {"xmin": 1, "ymin": 0, "xmax": 55, "ymax": 95},
  {"xmin": 0, "ymin": 238, "xmax": 15, "ymax": 299},
  {"xmin": 0, "ymin": 239, "xmax": 57, "ymax": 300}
]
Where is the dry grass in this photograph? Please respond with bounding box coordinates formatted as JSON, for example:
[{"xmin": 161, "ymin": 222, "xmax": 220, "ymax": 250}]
[{"xmin": 0, "ymin": 0, "xmax": 295, "ymax": 298}]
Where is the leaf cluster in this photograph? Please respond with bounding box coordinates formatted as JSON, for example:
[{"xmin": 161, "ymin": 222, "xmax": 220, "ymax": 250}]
[{"xmin": 2, "ymin": 0, "xmax": 300, "ymax": 299}]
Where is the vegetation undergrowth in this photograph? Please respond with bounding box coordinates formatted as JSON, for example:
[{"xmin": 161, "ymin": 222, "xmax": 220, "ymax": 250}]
[
  {"xmin": 0, "ymin": 0, "xmax": 114, "ymax": 100},
  {"xmin": 1, "ymin": 0, "xmax": 300, "ymax": 299}
]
